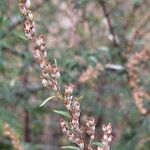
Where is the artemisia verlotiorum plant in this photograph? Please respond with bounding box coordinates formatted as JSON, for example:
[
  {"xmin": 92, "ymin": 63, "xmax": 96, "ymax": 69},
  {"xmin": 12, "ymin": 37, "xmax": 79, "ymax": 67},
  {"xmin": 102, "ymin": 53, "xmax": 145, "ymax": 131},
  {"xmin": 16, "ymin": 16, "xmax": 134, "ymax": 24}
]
[{"xmin": 18, "ymin": 0, "xmax": 113, "ymax": 150}]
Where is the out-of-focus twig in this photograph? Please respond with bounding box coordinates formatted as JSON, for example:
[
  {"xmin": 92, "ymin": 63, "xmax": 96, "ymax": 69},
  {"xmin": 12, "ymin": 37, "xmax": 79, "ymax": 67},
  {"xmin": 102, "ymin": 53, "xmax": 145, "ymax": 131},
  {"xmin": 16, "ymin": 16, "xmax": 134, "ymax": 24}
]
[
  {"xmin": 4, "ymin": 123, "xmax": 24, "ymax": 150},
  {"xmin": 136, "ymin": 136, "xmax": 150, "ymax": 150},
  {"xmin": 127, "ymin": 13, "xmax": 150, "ymax": 53},
  {"xmin": 3, "ymin": 48, "xmax": 25, "ymax": 58},
  {"xmin": 99, "ymin": 0, "xmax": 118, "ymax": 47}
]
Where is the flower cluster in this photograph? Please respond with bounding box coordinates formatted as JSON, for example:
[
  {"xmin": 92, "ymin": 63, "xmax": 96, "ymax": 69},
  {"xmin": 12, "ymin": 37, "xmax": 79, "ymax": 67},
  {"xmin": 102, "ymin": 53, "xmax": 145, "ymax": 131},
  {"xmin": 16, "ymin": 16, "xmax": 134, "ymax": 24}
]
[
  {"xmin": 61, "ymin": 84, "xmax": 95, "ymax": 149},
  {"xmin": 19, "ymin": 0, "xmax": 61, "ymax": 93},
  {"xmin": 60, "ymin": 119, "xmax": 84, "ymax": 149},
  {"xmin": 64, "ymin": 0, "xmax": 83, "ymax": 47},
  {"xmin": 4, "ymin": 123, "xmax": 24, "ymax": 150},
  {"xmin": 64, "ymin": 84, "xmax": 81, "ymax": 131},
  {"xmin": 61, "ymin": 84, "xmax": 112, "ymax": 150},
  {"xmin": 79, "ymin": 63, "xmax": 104, "ymax": 84},
  {"xmin": 97, "ymin": 123, "xmax": 113, "ymax": 150},
  {"xmin": 18, "ymin": 1, "xmax": 113, "ymax": 149},
  {"xmin": 127, "ymin": 49, "xmax": 150, "ymax": 115},
  {"xmin": 85, "ymin": 117, "xmax": 96, "ymax": 149},
  {"xmin": 85, "ymin": 117, "xmax": 96, "ymax": 141}
]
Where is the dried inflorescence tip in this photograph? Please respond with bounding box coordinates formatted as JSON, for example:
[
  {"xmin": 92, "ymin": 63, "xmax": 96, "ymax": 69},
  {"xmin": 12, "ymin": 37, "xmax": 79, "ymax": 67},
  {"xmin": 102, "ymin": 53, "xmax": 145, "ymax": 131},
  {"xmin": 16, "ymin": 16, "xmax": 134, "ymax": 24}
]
[
  {"xmin": 3, "ymin": 123, "xmax": 24, "ymax": 150},
  {"xmin": 24, "ymin": 20, "xmax": 35, "ymax": 39},
  {"xmin": 19, "ymin": 0, "xmax": 61, "ymax": 93},
  {"xmin": 127, "ymin": 49, "xmax": 150, "ymax": 115}
]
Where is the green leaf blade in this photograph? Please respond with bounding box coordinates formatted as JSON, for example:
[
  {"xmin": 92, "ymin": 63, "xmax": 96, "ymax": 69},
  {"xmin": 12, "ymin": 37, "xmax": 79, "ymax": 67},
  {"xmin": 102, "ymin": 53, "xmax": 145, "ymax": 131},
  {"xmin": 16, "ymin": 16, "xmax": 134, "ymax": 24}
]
[
  {"xmin": 53, "ymin": 110, "xmax": 71, "ymax": 118},
  {"xmin": 92, "ymin": 141, "xmax": 105, "ymax": 148},
  {"xmin": 61, "ymin": 145, "xmax": 80, "ymax": 150},
  {"xmin": 39, "ymin": 96, "xmax": 55, "ymax": 107}
]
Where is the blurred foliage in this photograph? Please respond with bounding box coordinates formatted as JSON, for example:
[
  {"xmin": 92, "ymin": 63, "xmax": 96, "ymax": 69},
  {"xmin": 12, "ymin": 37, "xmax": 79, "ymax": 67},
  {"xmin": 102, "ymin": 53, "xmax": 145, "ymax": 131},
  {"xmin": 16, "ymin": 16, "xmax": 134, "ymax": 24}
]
[{"xmin": 0, "ymin": 0, "xmax": 150, "ymax": 150}]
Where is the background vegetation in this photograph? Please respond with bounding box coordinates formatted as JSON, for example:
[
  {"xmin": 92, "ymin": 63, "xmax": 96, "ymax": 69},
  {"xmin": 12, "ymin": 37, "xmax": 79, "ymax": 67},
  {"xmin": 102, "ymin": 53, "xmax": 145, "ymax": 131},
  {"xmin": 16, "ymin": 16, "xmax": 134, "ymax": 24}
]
[{"xmin": 0, "ymin": 0, "xmax": 150, "ymax": 149}]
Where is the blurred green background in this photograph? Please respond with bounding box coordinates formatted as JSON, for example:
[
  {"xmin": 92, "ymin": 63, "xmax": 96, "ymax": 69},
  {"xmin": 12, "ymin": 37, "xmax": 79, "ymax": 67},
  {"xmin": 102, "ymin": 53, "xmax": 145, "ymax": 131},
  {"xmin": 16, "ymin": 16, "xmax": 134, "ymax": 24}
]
[{"xmin": 0, "ymin": 0, "xmax": 150, "ymax": 149}]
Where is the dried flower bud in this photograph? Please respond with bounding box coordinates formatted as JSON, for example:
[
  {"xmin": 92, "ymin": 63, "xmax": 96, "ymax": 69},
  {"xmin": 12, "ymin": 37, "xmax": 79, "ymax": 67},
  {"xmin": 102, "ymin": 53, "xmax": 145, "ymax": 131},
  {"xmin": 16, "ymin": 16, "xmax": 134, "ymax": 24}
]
[
  {"xmin": 50, "ymin": 80, "xmax": 59, "ymax": 91},
  {"xmin": 27, "ymin": 11, "xmax": 33, "ymax": 20},
  {"xmin": 36, "ymin": 36, "xmax": 45, "ymax": 46},
  {"xmin": 24, "ymin": 20, "xmax": 35, "ymax": 39},
  {"xmin": 55, "ymin": 71, "xmax": 61, "ymax": 79},
  {"xmin": 20, "ymin": 5, "xmax": 27, "ymax": 15},
  {"xmin": 42, "ymin": 72, "xmax": 49, "ymax": 78},
  {"xmin": 33, "ymin": 49, "xmax": 41, "ymax": 59},
  {"xmin": 40, "ymin": 59, "xmax": 47, "ymax": 69},
  {"xmin": 65, "ymin": 84, "xmax": 74, "ymax": 94},
  {"xmin": 42, "ymin": 78, "xmax": 48, "ymax": 87},
  {"xmin": 25, "ymin": 0, "xmax": 30, "ymax": 8},
  {"xmin": 51, "ymin": 71, "xmax": 60, "ymax": 79}
]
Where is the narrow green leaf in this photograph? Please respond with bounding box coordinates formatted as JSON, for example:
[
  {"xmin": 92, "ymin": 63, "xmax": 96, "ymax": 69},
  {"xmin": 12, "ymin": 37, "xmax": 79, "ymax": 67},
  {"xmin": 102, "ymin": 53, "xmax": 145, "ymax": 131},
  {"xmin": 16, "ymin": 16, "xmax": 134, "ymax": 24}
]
[
  {"xmin": 39, "ymin": 96, "xmax": 55, "ymax": 107},
  {"xmin": 15, "ymin": 32, "xmax": 28, "ymax": 40},
  {"xmin": 53, "ymin": 110, "xmax": 71, "ymax": 118},
  {"xmin": 18, "ymin": 34, "xmax": 28, "ymax": 40},
  {"xmin": 61, "ymin": 145, "xmax": 80, "ymax": 150},
  {"xmin": 53, "ymin": 58, "xmax": 58, "ymax": 66},
  {"xmin": 92, "ymin": 141, "xmax": 105, "ymax": 148},
  {"xmin": 76, "ymin": 96, "xmax": 83, "ymax": 101}
]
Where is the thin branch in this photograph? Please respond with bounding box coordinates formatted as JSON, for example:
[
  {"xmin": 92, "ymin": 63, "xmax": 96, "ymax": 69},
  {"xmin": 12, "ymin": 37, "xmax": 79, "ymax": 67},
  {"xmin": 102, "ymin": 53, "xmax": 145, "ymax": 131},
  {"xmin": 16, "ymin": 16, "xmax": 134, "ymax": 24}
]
[
  {"xmin": 3, "ymin": 48, "xmax": 25, "ymax": 58},
  {"xmin": 99, "ymin": 0, "xmax": 118, "ymax": 47}
]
